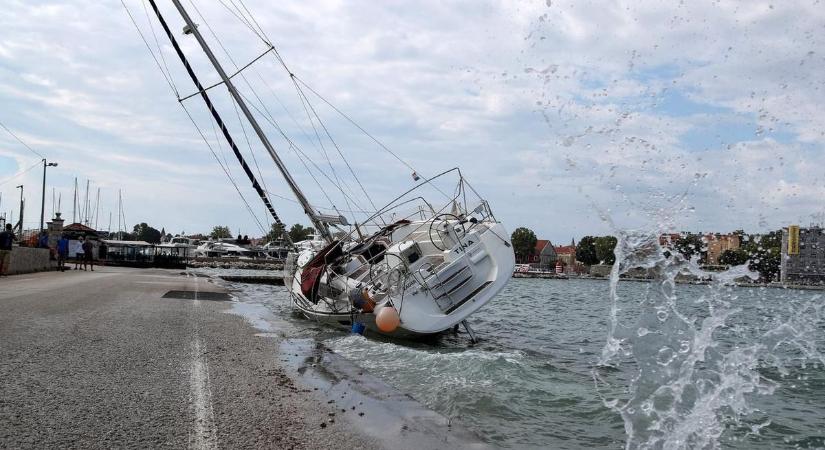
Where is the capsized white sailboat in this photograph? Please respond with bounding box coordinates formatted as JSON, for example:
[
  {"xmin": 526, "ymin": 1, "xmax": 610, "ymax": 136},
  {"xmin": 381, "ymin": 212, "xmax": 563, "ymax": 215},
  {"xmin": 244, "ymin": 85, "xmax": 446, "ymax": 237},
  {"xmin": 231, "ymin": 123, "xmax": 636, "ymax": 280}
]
[
  {"xmin": 141, "ymin": 0, "xmax": 515, "ymax": 339},
  {"xmin": 284, "ymin": 171, "xmax": 515, "ymax": 338}
]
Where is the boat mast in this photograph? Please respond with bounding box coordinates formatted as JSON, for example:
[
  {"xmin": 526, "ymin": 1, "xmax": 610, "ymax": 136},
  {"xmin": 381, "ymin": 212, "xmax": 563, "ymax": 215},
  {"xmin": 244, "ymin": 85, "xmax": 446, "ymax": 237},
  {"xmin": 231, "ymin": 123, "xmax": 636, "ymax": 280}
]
[
  {"xmin": 161, "ymin": 0, "xmax": 332, "ymax": 242},
  {"xmin": 117, "ymin": 189, "xmax": 122, "ymax": 240},
  {"xmin": 72, "ymin": 178, "xmax": 77, "ymax": 223},
  {"xmin": 94, "ymin": 187, "xmax": 100, "ymax": 230}
]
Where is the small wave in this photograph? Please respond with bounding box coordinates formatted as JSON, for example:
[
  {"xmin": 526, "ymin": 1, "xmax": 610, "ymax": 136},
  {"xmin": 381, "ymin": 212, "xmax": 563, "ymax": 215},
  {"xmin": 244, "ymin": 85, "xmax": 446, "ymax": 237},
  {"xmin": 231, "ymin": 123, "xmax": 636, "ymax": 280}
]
[{"xmin": 326, "ymin": 334, "xmax": 527, "ymax": 366}]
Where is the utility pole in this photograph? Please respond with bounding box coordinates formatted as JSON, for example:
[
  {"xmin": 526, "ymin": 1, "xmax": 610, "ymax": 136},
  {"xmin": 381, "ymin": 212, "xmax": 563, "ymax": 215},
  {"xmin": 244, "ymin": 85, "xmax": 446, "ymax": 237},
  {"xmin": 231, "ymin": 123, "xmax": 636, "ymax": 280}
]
[
  {"xmin": 15, "ymin": 185, "xmax": 23, "ymax": 234},
  {"xmin": 40, "ymin": 159, "xmax": 58, "ymax": 233}
]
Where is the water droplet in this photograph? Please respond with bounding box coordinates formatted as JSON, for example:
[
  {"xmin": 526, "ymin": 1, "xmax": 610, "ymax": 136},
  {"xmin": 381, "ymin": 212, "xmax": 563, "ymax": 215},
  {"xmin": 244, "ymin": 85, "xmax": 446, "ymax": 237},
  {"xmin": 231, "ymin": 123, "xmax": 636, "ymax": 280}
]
[
  {"xmin": 641, "ymin": 401, "xmax": 653, "ymax": 413},
  {"xmin": 657, "ymin": 347, "xmax": 676, "ymax": 365},
  {"xmin": 656, "ymin": 309, "xmax": 669, "ymax": 321}
]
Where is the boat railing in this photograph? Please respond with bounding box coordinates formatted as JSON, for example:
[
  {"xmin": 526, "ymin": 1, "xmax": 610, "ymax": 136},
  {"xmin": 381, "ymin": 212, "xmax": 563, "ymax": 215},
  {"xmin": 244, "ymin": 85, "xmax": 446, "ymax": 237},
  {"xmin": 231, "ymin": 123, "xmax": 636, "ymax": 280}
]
[{"xmin": 344, "ymin": 168, "xmax": 496, "ymax": 241}]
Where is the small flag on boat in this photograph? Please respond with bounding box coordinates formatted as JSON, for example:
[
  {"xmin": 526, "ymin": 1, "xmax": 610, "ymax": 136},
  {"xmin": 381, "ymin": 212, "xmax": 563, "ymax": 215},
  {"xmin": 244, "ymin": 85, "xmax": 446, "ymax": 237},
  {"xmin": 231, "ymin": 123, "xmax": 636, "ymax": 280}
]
[{"xmin": 411, "ymin": 171, "xmax": 420, "ymax": 181}]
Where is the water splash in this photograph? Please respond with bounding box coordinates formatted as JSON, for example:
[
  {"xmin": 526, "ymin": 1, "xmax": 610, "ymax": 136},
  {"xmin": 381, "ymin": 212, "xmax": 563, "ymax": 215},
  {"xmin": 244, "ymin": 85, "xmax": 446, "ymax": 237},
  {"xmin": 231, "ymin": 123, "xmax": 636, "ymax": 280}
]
[{"xmin": 595, "ymin": 230, "xmax": 825, "ymax": 449}]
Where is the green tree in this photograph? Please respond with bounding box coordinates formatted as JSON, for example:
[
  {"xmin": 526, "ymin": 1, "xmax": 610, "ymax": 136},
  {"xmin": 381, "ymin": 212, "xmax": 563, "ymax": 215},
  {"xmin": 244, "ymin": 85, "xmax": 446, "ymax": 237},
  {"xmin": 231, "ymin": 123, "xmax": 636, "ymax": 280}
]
[
  {"xmin": 132, "ymin": 222, "xmax": 162, "ymax": 244},
  {"xmin": 114, "ymin": 231, "xmax": 135, "ymax": 240},
  {"xmin": 210, "ymin": 225, "xmax": 232, "ymax": 239},
  {"xmin": 288, "ymin": 224, "xmax": 315, "ymax": 242},
  {"xmin": 265, "ymin": 222, "xmax": 286, "ymax": 243},
  {"xmin": 594, "ymin": 235, "xmax": 618, "ymax": 265},
  {"xmin": 719, "ymin": 248, "xmax": 749, "ymax": 266},
  {"xmin": 576, "ymin": 236, "xmax": 599, "ymax": 265},
  {"xmin": 741, "ymin": 230, "xmax": 782, "ymax": 281},
  {"xmin": 510, "ymin": 227, "xmax": 537, "ymax": 263},
  {"xmin": 674, "ymin": 233, "xmax": 706, "ymax": 262}
]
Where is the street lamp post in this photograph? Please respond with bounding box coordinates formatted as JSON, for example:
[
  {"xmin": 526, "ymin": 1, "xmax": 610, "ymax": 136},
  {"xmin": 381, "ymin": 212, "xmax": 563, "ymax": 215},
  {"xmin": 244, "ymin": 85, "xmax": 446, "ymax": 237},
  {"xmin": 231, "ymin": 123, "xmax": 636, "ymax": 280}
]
[
  {"xmin": 40, "ymin": 159, "xmax": 58, "ymax": 234},
  {"xmin": 16, "ymin": 185, "xmax": 23, "ymax": 233}
]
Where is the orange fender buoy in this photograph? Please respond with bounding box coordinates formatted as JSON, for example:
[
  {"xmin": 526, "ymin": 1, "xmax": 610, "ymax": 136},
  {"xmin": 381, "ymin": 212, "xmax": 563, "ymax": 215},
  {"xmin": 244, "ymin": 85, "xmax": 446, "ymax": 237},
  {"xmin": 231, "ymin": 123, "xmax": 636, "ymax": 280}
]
[{"xmin": 375, "ymin": 306, "xmax": 400, "ymax": 333}]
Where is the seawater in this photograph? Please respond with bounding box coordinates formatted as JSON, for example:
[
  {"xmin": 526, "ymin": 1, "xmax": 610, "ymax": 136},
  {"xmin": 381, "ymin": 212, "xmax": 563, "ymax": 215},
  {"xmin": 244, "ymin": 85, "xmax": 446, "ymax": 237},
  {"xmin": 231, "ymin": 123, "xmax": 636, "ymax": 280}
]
[{"xmin": 204, "ymin": 268, "xmax": 825, "ymax": 449}]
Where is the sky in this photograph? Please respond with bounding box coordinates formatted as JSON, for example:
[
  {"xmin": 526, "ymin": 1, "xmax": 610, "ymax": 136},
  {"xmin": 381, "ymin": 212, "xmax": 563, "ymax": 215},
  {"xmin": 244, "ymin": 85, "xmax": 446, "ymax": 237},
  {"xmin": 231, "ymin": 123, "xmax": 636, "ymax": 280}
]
[{"xmin": 1, "ymin": 0, "xmax": 824, "ymax": 244}]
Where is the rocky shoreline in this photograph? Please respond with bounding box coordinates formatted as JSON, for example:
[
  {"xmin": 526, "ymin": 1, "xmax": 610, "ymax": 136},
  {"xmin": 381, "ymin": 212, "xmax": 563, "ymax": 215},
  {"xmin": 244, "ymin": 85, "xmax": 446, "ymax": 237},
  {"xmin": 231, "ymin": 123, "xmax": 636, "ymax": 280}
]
[{"xmin": 186, "ymin": 259, "xmax": 284, "ymax": 271}]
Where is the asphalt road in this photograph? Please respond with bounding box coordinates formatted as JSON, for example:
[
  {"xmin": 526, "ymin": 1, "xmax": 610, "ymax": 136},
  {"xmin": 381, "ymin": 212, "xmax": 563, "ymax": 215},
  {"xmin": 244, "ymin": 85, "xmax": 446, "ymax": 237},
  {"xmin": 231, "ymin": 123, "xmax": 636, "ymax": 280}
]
[{"xmin": 0, "ymin": 266, "xmax": 379, "ymax": 449}]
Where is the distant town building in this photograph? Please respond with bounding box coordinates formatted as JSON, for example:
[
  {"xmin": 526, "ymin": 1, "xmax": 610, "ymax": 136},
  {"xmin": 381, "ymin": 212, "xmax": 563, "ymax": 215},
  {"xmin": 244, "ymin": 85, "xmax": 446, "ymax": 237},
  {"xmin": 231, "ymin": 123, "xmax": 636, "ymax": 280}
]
[
  {"xmin": 659, "ymin": 233, "xmax": 683, "ymax": 248},
  {"xmin": 554, "ymin": 244, "xmax": 576, "ymax": 267},
  {"xmin": 703, "ymin": 233, "xmax": 741, "ymax": 265},
  {"xmin": 526, "ymin": 239, "xmax": 557, "ymax": 271},
  {"xmin": 781, "ymin": 225, "xmax": 825, "ymax": 284},
  {"xmin": 63, "ymin": 222, "xmax": 99, "ymax": 240}
]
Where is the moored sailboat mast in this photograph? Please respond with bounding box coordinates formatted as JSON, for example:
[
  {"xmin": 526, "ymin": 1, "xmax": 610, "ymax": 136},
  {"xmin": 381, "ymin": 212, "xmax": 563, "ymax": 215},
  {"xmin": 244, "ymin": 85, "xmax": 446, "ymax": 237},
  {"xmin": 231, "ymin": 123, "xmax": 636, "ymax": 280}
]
[{"xmin": 151, "ymin": 0, "xmax": 332, "ymax": 243}]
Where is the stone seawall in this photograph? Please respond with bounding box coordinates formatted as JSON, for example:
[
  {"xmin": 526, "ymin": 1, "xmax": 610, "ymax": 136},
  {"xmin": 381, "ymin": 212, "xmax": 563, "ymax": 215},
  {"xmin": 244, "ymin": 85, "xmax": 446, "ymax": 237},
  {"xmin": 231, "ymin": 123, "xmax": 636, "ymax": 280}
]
[{"xmin": 8, "ymin": 247, "xmax": 51, "ymax": 275}]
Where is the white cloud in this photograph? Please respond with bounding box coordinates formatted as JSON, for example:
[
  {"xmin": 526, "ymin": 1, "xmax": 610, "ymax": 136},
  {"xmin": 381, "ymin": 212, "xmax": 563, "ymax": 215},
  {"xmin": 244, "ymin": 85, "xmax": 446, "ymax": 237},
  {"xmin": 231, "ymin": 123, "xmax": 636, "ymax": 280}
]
[{"xmin": 0, "ymin": 0, "xmax": 822, "ymax": 241}]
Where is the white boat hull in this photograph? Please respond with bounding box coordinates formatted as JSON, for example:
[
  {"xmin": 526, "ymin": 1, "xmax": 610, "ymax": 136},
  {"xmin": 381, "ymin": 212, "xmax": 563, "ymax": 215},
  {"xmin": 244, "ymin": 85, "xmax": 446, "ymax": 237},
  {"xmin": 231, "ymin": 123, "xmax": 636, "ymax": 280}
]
[{"xmin": 285, "ymin": 220, "xmax": 515, "ymax": 338}]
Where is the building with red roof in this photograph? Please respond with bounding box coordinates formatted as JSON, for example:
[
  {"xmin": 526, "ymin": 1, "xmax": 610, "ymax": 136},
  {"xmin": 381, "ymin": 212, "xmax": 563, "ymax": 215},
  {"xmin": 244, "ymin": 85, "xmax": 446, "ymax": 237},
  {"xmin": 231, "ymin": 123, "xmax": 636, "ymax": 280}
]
[{"xmin": 517, "ymin": 239, "xmax": 557, "ymax": 270}]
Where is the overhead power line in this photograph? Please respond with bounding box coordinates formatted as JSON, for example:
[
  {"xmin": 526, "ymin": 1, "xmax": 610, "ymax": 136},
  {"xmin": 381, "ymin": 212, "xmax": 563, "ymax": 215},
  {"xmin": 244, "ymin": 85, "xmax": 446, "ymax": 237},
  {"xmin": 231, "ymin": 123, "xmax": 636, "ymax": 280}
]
[
  {"xmin": 0, "ymin": 160, "xmax": 42, "ymax": 187},
  {"xmin": 0, "ymin": 120, "xmax": 45, "ymax": 159}
]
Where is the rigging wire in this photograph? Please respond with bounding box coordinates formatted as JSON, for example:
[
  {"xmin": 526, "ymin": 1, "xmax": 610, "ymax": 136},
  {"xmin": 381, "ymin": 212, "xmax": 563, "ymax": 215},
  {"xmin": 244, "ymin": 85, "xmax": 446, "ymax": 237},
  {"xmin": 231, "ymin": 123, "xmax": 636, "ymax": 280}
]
[
  {"xmin": 181, "ymin": 103, "xmax": 268, "ymax": 234},
  {"xmin": 290, "ymin": 80, "xmax": 357, "ymax": 219},
  {"xmin": 215, "ymin": 0, "xmax": 269, "ymax": 46},
  {"xmin": 266, "ymin": 49, "xmax": 365, "ymax": 215},
  {"xmin": 234, "ymin": 0, "xmax": 274, "ymax": 44},
  {"xmin": 229, "ymin": 94, "xmax": 272, "ymax": 228},
  {"xmin": 240, "ymin": 68, "xmax": 389, "ymax": 225},
  {"xmin": 293, "ymin": 75, "xmax": 451, "ymax": 201},
  {"xmin": 206, "ymin": 104, "xmax": 234, "ymax": 179},
  {"xmin": 292, "ymin": 76, "xmax": 416, "ymax": 175},
  {"xmin": 0, "ymin": 120, "xmax": 45, "ymax": 159},
  {"xmin": 251, "ymin": 70, "xmax": 327, "ymax": 161},
  {"xmin": 238, "ymin": 92, "xmax": 375, "ymax": 216},
  {"xmin": 290, "ymin": 79, "xmax": 378, "ymax": 213},
  {"xmin": 121, "ymin": 0, "xmax": 177, "ymax": 94},
  {"xmin": 239, "ymin": 73, "xmax": 339, "ymax": 207},
  {"xmin": 140, "ymin": 0, "xmax": 178, "ymax": 96},
  {"xmin": 264, "ymin": 188, "xmax": 377, "ymax": 215}
]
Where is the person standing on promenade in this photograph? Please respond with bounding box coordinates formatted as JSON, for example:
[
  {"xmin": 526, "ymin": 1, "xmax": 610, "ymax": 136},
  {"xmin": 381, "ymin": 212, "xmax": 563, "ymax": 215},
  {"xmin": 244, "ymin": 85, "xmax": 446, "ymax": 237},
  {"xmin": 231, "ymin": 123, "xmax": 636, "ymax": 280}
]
[
  {"xmin": 57, "ymin": 234, "xmax": 69, "ymax": 272},
  {"xmin": 97, "ymin": 240, "xmax": 107, "ymax": 266},
  {"xmin": 75, "ymin": 238, "xmax": 84, "ymax": 270},
  {"xmin": 0, "ymin": 224, "xmax": 15, "ymax": 276},
  {"xmin": 82, "ymin": 237, "xmax": 94, "ymax": 271},
  {"xmin": 38, "ymin": 231, "xmax": 49, "ymax": 249}
]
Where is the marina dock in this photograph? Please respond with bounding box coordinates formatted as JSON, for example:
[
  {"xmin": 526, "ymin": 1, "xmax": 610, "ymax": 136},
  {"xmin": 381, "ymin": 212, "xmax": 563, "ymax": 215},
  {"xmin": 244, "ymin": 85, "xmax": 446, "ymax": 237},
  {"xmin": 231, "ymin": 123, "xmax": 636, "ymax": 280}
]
[
  {"xmin": 0, "ymin": 268, "xmax": 481, "ymax": 449},
  {"xmin": 218, "ymin": 274, "xmax": 285, "ymax": 285},
  {"xmin": 513, "ymin": 271, "xmax": 569, "ymax": 279}
]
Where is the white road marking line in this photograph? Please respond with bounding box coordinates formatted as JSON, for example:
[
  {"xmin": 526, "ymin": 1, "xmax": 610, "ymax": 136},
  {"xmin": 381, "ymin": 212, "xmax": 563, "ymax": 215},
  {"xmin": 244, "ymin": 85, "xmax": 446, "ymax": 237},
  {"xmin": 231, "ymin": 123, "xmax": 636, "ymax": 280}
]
[
  {"xmin": 188, "ymin": 338, "xmax": 218, "ymax": 450},
  {"xmin": 187, "ymin": 271, "xmax": 218, "ymax": 450}
]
